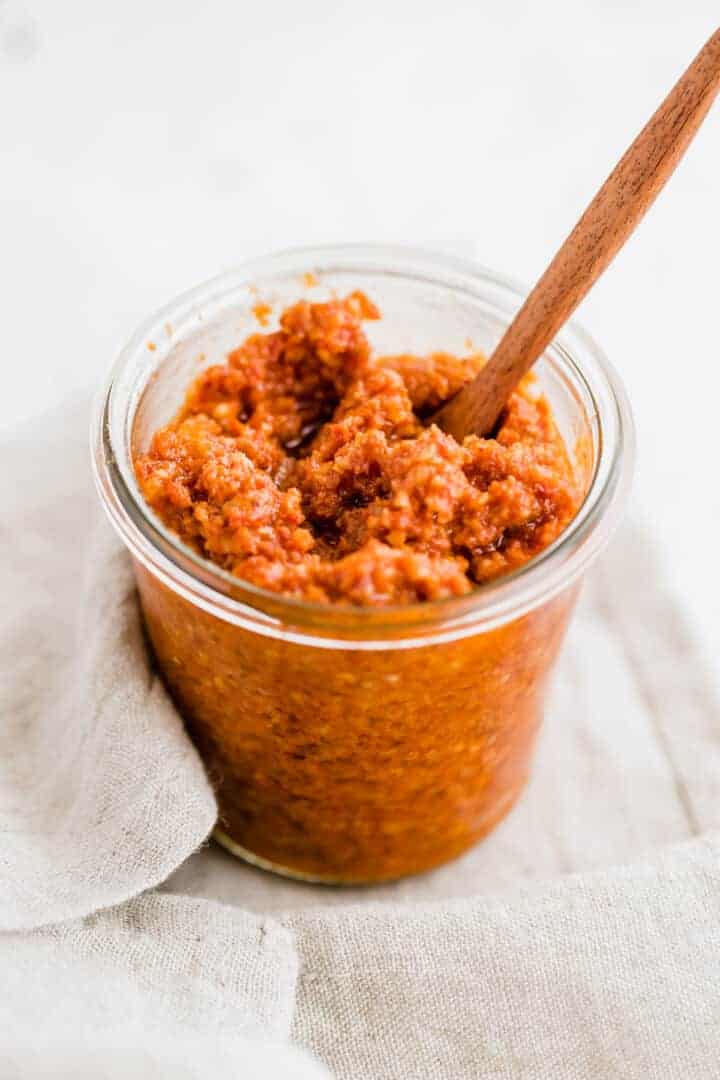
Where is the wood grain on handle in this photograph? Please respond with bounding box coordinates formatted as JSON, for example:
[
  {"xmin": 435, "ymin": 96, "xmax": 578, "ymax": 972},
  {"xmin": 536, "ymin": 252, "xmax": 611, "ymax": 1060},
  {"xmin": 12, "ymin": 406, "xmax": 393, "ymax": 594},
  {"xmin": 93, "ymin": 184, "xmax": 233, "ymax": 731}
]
[{"xmin": 434, "ymin": 28, "xmax": 720, "ymax": 441}]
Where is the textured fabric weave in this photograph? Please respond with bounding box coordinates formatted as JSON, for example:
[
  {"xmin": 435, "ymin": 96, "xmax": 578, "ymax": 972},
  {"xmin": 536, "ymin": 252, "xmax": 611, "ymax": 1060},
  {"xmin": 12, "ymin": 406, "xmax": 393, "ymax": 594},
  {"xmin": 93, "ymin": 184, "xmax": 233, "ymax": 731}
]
[
  {"xmin": 0, "ymin": 891, "xmax": 326, "ymax": 1078},
  {"xmin": 0, "ymin": 402, "xmax": 217, "ymax": 931},
  {"xmin": 287, "ymin": 833, "xmax": 720, "ymax": 1079}
]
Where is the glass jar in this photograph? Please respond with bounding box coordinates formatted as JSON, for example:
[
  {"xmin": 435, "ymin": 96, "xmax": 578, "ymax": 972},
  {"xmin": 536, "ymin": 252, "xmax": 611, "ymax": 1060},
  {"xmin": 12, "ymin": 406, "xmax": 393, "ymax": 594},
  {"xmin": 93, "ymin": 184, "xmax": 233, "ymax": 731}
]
[{"xmin": 92, "ymin": 245, "xmax": 634, "ymax": 884}]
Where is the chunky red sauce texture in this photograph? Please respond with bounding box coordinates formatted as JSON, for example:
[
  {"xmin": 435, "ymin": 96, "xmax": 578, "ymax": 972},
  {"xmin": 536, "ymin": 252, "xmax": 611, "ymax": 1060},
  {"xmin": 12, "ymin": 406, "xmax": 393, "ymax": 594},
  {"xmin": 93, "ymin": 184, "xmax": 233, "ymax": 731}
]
[{"xmin": 135, "ymin": 293, "xmax": 579, "ymax": 605}]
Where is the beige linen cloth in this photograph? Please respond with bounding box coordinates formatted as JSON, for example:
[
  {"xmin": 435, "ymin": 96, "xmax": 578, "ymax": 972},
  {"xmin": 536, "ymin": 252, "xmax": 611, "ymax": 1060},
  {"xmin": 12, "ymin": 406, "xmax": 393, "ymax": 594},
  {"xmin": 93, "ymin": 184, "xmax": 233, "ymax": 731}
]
[{"xmin": 2, "ymin": 401, "xmax": 720, "ymax": 1078}]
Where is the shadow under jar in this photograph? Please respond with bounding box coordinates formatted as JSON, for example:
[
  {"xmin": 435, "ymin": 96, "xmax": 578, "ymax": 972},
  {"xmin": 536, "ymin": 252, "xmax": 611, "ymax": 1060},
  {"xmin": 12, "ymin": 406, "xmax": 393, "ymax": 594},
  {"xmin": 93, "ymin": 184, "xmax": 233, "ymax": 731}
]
[{"xmin": 93, "ymin": 245, "xmax": 633, "ymax": 884}]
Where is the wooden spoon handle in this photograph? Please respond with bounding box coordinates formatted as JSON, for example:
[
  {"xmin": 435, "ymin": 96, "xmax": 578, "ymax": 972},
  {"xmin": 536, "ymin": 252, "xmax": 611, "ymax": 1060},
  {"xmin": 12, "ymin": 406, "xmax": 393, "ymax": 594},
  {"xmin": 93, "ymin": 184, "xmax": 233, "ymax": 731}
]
[{"xmin": 435, "ymin": 28, "xmax": 720, "ymax": 441}]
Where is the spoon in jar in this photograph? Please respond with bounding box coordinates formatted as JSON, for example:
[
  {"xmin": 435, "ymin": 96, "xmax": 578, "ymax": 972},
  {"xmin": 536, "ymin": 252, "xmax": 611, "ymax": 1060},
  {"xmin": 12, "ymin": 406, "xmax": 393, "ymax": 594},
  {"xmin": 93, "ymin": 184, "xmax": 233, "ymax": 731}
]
[{"xmin": 432, "ymin": 27, "xmax": 720, "ymax": 442}]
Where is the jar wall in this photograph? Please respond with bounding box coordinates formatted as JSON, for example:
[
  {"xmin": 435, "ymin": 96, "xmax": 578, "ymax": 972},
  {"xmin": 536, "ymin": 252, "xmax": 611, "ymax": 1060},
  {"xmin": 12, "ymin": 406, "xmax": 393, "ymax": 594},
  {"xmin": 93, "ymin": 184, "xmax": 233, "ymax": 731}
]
[{"xmin": 135, "ymin": 559, "xmax": 579, "ymax": 883}]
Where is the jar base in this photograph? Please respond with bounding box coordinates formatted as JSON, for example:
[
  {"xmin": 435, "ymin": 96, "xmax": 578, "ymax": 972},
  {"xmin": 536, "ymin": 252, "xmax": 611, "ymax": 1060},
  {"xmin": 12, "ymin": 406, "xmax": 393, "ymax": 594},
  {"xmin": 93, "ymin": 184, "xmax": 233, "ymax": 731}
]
[
  {"xmin": 212, "ymin": 772, "xmax": 525, "ymax": 886},
  {"xmin": 213, "ymin": 827, "xmax": 388, "ymax": 885}
]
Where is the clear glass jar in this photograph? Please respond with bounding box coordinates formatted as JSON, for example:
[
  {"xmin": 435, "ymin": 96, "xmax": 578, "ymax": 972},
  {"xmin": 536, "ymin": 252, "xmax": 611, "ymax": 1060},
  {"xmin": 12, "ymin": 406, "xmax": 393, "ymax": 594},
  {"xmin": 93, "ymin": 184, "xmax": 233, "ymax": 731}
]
[{"xmin": 92, "ymin": 245, "xmax": 634, "ymax": 884}]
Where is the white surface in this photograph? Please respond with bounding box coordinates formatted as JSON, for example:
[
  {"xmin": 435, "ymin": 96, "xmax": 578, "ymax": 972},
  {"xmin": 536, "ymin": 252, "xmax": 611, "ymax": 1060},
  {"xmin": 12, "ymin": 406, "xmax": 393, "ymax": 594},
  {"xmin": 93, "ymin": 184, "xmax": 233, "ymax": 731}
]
[{"xmin": 2, "ymin": 1, "xmax": 719, "ymax": 669}]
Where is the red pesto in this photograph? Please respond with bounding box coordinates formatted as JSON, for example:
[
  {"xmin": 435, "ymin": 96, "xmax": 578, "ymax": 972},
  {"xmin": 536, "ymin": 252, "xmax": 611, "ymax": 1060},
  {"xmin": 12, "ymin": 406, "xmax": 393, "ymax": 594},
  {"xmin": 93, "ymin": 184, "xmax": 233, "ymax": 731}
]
[
  {"xmin": 131, "ymin": 290, "xmax": 584, "ymax": 882},
  {"xmin": 135, "ymin": 293, "xmax": 579, "ymax": 606},
  {"xmin": 251, "ymin": 301, "xmax": 272, "ymax": 327}
]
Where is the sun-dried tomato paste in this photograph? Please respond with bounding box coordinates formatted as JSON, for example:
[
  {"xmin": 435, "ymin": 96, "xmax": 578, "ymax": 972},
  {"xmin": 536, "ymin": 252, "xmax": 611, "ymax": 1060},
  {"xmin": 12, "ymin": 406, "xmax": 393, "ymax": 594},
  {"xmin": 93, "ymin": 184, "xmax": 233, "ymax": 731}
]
[
  {"xmin": 132, "ymin": 290, "xmax": 583, "ymax": 882},
  {"xmin": 135, "ymin": 293, "xmax": 578, "ymax": 606}
]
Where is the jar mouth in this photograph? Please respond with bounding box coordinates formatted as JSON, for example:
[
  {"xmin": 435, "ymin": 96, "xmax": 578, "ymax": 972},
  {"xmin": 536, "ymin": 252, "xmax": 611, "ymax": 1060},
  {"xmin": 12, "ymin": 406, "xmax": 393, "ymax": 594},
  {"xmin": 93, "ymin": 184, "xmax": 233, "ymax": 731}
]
[{"xmin": 91, "ymin": 243, "xmax": 634, "ymax": 648}]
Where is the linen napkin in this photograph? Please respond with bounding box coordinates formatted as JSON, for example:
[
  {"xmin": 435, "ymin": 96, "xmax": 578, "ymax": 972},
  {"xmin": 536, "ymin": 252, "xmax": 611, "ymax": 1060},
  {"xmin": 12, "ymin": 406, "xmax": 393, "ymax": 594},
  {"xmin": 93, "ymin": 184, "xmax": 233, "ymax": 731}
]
[
  {"xmin": 3, "ymin": 397, "xmax": 720, "ymax": 1080},
  {"xmin": 287, "ymin": 832, "xmax": 720, "ymax": 1079},
  {"xmin": 0, "ymin": 890, "xmax": 326, "ymax": 1078},
  {"xmin": 0, "ymin": 401, "xmax": 216, "ymax": 931}
]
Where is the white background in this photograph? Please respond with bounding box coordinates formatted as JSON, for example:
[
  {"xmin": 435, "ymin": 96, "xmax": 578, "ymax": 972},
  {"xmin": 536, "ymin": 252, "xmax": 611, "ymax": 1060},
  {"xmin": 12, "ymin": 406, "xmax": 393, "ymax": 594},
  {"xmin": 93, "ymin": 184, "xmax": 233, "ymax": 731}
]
[{"xmin": 1, "ymin": 1, "xmax": 719, "ymax": 677}]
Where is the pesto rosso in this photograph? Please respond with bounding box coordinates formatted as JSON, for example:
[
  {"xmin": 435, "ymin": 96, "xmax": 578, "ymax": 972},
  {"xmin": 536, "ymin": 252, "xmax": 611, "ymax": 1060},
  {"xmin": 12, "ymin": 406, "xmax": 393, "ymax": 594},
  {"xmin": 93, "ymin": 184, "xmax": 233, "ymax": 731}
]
[
  {"xmin": 135, "ymin": 292, "xmax": 579, "ymax": 605},
  {"xmin": 133, "ymin": 288, "xmax": 582, "ymax": 882}
]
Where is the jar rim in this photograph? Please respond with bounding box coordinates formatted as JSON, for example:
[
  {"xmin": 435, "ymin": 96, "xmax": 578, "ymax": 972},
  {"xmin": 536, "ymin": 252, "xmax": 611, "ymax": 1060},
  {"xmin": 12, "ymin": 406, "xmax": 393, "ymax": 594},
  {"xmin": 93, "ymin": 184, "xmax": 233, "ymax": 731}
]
[{"xmin": 91, "ymin": 243, "xmax": 634, "ymax": 649}]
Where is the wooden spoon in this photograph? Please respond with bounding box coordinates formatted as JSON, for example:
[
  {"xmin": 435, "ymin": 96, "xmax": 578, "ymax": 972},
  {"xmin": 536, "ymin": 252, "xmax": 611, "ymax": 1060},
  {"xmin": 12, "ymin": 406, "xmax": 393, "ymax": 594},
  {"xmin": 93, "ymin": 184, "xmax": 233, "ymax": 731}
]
[{"xmin": 433, "ymin": 28, "xmax": 720, "ymax": 441}]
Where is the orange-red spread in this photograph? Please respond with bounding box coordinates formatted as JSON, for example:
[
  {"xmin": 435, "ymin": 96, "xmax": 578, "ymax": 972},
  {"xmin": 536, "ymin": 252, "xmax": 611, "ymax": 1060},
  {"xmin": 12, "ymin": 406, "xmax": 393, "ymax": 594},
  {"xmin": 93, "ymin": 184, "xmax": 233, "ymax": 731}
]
[
  {"xmin": 135, "ymin": 293, "xmax": 579, "ymax": 605},
  {"xmin": 132, "ymin": 290, "xmax": 584, "ymax": 883}
]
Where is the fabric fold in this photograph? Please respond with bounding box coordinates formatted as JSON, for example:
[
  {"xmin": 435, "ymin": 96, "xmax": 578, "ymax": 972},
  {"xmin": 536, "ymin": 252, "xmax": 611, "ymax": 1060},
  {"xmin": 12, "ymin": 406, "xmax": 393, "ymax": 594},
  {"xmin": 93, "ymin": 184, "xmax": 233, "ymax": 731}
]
[
  {"xmin": 0, "ymin": 891, "xmax": 327, "ymax": 1078},
  {"xmin": 0, "ymin": 403, "xmax": 217, "ymax": 931},
  {"xmin": 287, "ymin": 832, "xmax": 720, "ymax": 1080}
]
